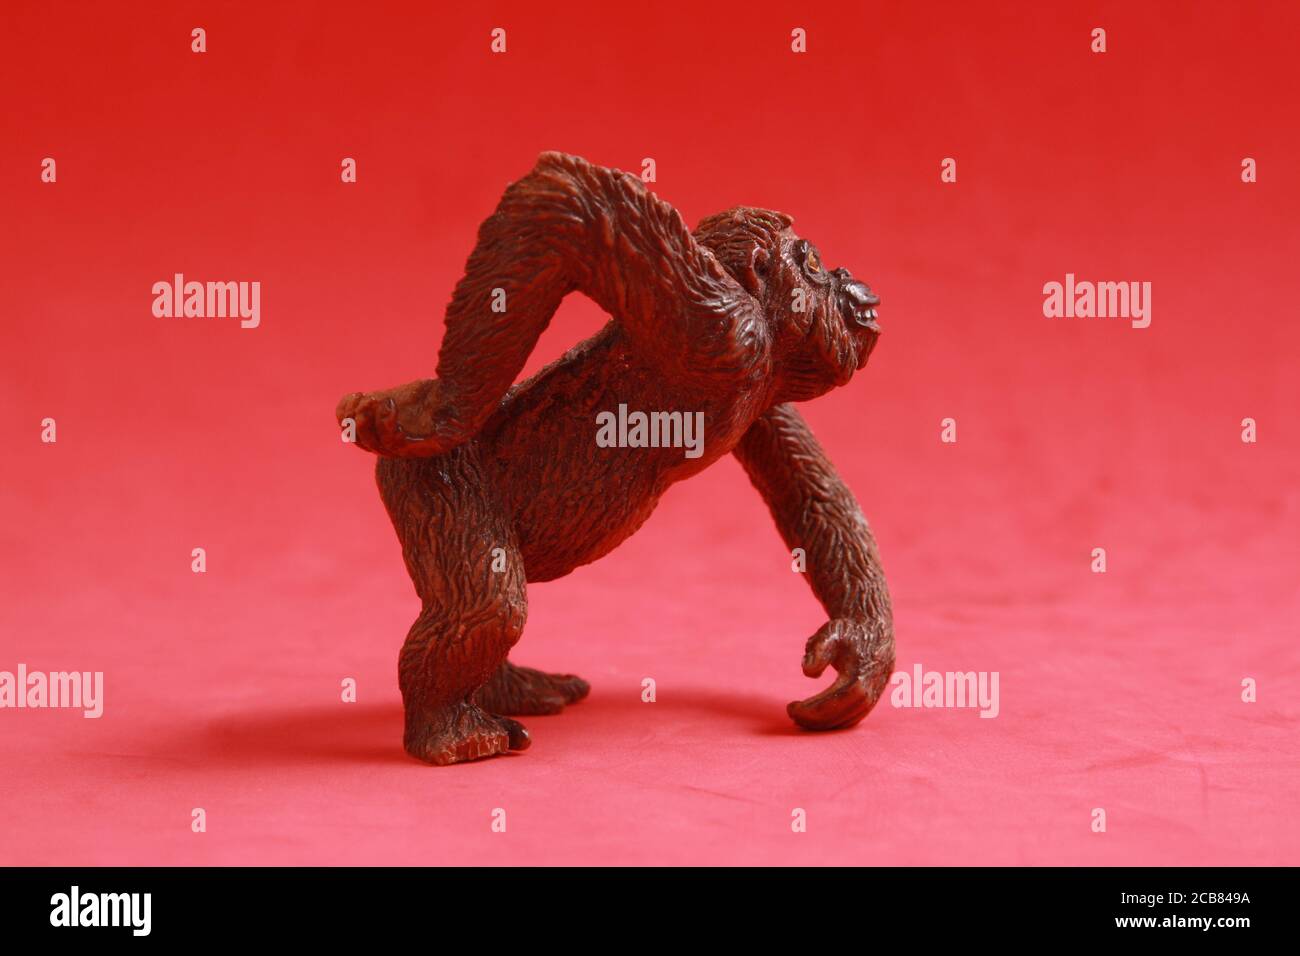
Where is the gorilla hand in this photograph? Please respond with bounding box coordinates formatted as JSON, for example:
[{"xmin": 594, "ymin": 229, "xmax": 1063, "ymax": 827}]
[
  {"xmin": 336, "ymin": 379, "xmax": 459, "ymax": 458},
  {"xmin": 788, "ymin": 618, "xmax": 895, "ymax": 731}
]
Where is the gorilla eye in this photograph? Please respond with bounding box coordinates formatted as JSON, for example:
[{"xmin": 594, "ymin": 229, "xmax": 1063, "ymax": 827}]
[{"xmin": 795, "ymin": 240, "xmax": 821, "ymax": 275}]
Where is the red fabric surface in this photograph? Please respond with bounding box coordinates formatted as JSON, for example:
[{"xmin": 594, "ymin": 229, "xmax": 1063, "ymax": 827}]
[{"xmin": 1, "ymin": 1, "xmax": 1297, "ymax": 865}]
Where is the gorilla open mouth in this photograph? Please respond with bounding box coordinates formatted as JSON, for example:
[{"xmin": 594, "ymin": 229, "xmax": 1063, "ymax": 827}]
[
  {"xmin": 854, "ymin": 306, "xmax": 881, "ymax": 332},
  {"xmin": 840, "ymin": 278, "xmax": 881, "ymax": 369},
  {"xmin": 842, "ymin": 279, "xmax": 881, "ymax": 332}
]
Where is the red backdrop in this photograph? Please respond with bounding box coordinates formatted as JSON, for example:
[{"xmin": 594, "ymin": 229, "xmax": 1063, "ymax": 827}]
[{"xmin": 1, "ymin": 0, "xmax": 1297, "ymax": 865}]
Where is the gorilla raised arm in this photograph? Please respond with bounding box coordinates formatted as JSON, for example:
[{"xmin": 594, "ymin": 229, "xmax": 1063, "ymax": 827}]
[
  {"xmin": 336, "ymin": 152, "xmax": 893, "ymax": 765},
  {"xmin": 337, "ymin": 151, "xmax": 767, "ymax": 456}
]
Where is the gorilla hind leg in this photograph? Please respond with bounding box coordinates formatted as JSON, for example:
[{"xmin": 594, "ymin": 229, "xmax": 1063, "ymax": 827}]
[{"xmin": 377, "ymin": 446, "xmax": 530, "ymax": 765}]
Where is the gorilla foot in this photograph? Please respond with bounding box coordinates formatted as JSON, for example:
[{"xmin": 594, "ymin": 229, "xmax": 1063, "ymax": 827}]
[
  {"xmin": 404, "ymin": 701, "xmax": 530, "ymax": 765},
  {"xmin": 476, "ymin": 660, "xmax": 590, "ymax": 716}
]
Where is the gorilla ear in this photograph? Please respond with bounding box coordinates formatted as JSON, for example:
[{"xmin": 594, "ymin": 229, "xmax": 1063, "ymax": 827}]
[
  {"xmin": 736, "ymin": 245, "xmax": 770, "ymax": 296},
  {"xmin": 693, "ymin": 206, "xmax": 793, "ymax": 298}
]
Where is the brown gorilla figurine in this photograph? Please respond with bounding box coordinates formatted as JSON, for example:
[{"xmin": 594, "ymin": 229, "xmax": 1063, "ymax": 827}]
[{"xmin": 336, "ymin": 152, "xmax": 895, "ymax": 765}]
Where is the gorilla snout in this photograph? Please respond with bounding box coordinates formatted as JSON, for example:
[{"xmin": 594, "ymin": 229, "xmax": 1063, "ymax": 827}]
[
  {"xmin": 843, "ymin": 281, "xmax": 879, "ymax": 308},
  {"xmin": 834, "ymin": 269, "xmax": 880, "ymax": 328}
]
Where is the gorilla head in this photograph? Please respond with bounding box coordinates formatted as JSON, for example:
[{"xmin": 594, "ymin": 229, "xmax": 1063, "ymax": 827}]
[{"xmin": 695, "ymin": 207, "xmax": 881, "ymax": 402}]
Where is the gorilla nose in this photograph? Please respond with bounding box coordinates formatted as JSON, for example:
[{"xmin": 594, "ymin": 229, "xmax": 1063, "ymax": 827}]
[{"xmin": 843, "ymin": 280, "xmax": 880, "ymax": 308}]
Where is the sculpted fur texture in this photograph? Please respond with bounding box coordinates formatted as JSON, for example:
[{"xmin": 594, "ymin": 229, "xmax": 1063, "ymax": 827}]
[{"xmin": 336, "ymin": 152, "xmax": 894, "ymax": 765}]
